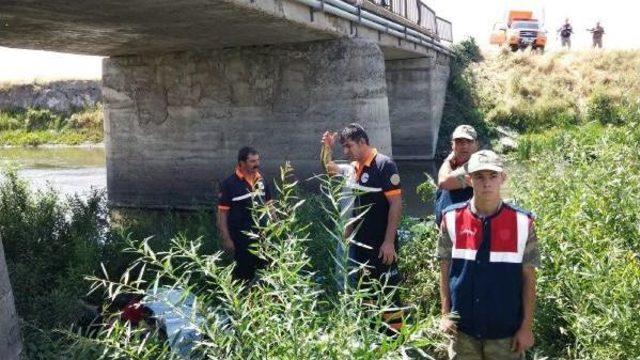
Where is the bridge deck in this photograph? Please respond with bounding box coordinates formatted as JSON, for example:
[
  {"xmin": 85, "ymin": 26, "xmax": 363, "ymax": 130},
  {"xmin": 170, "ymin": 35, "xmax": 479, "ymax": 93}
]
[{"xmin": 0, "ymin": 0, "xmax": 450, "ymax": 59}]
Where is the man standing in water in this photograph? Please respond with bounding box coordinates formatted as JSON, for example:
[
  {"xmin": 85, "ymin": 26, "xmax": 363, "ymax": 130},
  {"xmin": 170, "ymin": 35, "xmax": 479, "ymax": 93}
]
[
  {"xmin": 321, "ymin": 124, "xmax": 403, "ymax": 332},
  {"xmin": 435, "ymin": 125, "xmax": 479, "ymax": 225},
  {"xmin": 438, "ymin": 150, "xmax": 540, "ymax": 359},
  {"xmin": 217, "ymin": 146, "xmax": 272, "ymax": 282}
]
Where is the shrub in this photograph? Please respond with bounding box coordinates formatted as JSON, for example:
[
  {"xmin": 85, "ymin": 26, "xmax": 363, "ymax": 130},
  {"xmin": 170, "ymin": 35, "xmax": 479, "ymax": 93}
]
[
  {"xmin": 67, "ymin": 166, "xmax": 444, "ymax": 359},
  {"xmin": 0, "ymin": 168, "xmax": 107, "ymax": 358},
  {"xmin": 510, "ymin": 123, "xmax": 640, "ymax": 358},
  {"xmin": 68, "ymin": 106, "xmax": 103, "ymax": 130},
  {"xmin": 23, "ymin": 108, "xmax": 62, "ymax": 132},
  {"xmin": 0, "ymin": 111, "xmax": 24, "ymax": 131}
]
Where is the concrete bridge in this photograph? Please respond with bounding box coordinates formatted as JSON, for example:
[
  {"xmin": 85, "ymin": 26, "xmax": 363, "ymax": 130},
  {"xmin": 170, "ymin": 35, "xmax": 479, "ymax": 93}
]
[{"xmin": 0, "ymin": 0, "xmax": 452, "ymax": 208}]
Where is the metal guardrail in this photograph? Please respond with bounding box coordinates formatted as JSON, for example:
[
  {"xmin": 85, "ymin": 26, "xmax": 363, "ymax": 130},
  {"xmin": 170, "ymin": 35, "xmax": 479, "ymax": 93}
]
[
  {"xmin": 367, "ymin": 0, "xmax": 451, "ymax": 41},
  {"xmin": 436, "ymin": 16, "xmax": 453, "ymax": 42}
]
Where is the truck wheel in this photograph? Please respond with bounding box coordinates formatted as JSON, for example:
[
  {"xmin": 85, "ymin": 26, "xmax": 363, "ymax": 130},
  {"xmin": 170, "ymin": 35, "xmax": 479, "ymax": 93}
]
[{"xmin": 510, "ymin": 45, "xmax": 519, "ymax": 52}]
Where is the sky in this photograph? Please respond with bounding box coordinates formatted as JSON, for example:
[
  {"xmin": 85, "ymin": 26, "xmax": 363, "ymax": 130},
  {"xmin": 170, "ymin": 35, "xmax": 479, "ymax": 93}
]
[{"xmin": 0, "ymin": 0, "xmax": 637, "ymax": 82}]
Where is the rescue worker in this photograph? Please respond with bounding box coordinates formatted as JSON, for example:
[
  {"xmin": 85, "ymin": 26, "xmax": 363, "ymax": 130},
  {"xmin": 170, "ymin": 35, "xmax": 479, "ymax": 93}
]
[
  {"xmin": 557, "ymin": 18, "xmax": 573, "ymax": 49},
  {"xmin": 435, "ymin": 125, "xmax": 479, "ymax": 226},
  {"xmin": 321, "ymin": 124, "xmax": 403, "ymax": 333},
  {"xmin": 438, "ymin": 150, "xmax": 540, "ymax": 360},
  {"xmin": 217, "ymin": 146, "xmax": 272, "ymax": 281},
  {"xmin": 588, "ymin": 22, "xmax": 605, "ymax": 49}
]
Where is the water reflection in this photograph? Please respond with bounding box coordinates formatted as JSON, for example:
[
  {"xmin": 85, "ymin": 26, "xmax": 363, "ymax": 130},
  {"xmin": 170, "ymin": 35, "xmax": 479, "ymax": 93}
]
[
  {"xmin": 396, "ymin": 160, "xmax": 438, "ymax": 218},
  {"xmin": 0, "ymin": 147, "xmax": 107, "ymax": 197}
]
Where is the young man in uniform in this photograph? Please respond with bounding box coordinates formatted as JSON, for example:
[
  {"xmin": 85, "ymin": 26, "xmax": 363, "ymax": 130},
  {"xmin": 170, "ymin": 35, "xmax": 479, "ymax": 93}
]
[
  {"xmin": 435, "ymin": 125, "xmax": 479, "ymax": 225},
  {"xmin": 217, "ymin": 146, "xmax": 272, "ymax": 281},
  {"xmin": 321, "ymin": 124, "xmax": 403, "ymax": 332},
  {"xmin": 438, "ymin": 150, "xmax": 540, "ymax": 359}
]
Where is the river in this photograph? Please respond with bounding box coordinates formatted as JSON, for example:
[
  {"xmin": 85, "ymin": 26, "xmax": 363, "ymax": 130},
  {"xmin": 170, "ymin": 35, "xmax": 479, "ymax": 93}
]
[{"xmin": 0, "ymin": 147, "xmax": 436, "ymax": 217}]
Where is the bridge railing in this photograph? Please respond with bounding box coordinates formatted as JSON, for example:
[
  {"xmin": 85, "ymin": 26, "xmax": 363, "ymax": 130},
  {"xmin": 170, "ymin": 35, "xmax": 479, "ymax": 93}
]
[
  {"xmin": 436, "ymin": 16, "xmax": 453, "ymax": 42},
  {"xmin": 418, "ymin": 2, "xmax": 437, "ymax": 34},
  {"xmin": 366, "ymin": 0, "xmax": 450, "ymax": 41}
]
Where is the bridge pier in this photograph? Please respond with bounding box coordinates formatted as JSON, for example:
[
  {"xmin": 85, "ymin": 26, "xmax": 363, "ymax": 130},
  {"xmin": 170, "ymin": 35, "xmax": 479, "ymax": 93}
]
[
  {"xmin": 0, "ymin": 238, "xmax": 21, "ymax": 360},
  {"xmin": 385, "ymin": 51, "xmax": 451, "ymax": 160},
  {"xmin": 103, "ymin": 38, "xmax": 393, "ymax": 207}
]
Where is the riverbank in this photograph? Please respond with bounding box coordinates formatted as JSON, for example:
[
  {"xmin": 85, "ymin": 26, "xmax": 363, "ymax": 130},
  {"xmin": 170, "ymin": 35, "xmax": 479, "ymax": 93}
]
[
  {"xmin": 436, "ymin": 41, "xmax": 640, "ymax": 156},
  {"xmin": 2, "ymin": 41, "xmax": 640, "ymax": 359},
  {"xmin": 0, "ymin": 106, "xmax": 103, "ymax": 146},
  {"xmin": 2, "ymin": 120, "xmax": 638, "ymax": 359}
]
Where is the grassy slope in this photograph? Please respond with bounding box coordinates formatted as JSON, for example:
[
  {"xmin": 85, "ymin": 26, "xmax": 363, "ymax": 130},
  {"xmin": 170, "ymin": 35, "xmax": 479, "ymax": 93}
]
[{"xmin": 474, "ymin": 49, "xmax": 640, "ymax": 131}]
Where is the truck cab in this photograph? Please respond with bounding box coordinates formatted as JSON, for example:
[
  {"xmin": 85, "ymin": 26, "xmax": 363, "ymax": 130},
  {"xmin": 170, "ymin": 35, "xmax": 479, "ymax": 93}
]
[{"xmin": 490, "ymin": 11, "xmax": 547, "ymax": 52}]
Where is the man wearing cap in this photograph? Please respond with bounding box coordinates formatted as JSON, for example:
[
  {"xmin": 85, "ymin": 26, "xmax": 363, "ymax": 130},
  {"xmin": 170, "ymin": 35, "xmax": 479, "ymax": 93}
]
[
  {"xmin": 320, "ymin": 124, "xmax": 404, "ymax": 333},
  {"xmin": 435, "ymin": 125, "xmax": 479, "ymax": 225},
  {"xmin": 437, "ymin": 150, "xmax": 540, "ymax": 359},
  {"xmin": 217, "ymin": 146, "xmax": 272, "ymax": 281}
]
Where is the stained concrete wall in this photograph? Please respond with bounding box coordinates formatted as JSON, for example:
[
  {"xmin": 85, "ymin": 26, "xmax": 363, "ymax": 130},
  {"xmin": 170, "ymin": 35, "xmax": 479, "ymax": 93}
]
[
  {"xmin": 385, "ymin": 51, "xmax": 450, "ymax": 159},
  {"xmin": 103, "ymin": 38, "xmax": 392, "ymax": 208},
  {"xmin": 0, "ymin": 238, "xmax": 21, "ymax": 360}
]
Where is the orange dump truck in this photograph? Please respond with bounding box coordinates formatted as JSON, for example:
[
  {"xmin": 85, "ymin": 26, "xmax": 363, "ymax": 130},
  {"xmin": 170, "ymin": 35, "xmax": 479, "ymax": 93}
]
[{"xmin": 490, "ymin": 10, "xmax": 547, "ymax": 52}]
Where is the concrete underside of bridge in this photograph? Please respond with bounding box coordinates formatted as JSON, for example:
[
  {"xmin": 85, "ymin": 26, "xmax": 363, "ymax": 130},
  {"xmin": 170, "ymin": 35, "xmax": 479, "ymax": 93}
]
[
  {"xmin": 104, "ymin": 38, "xmax": 449, "ymax": 207},
  {"xmin": 0, "ymin": 0, "xmax": 440, "ymax": 59}
]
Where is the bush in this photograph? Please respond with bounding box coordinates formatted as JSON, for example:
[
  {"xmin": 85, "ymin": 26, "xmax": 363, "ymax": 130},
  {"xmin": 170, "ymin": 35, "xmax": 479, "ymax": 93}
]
[
  {"xmin": 511, "ymin": 123, "xmax": 640, "ymax": 358},
  {"xmin": 586, "ymin": 90, "xmax": 624, "ymax": 125},
  {"xmin": 0, "ymin": 111, "xmax": 24, "ymax": 131},
  {"xmin": 66, "ymin": 166, "xmax": 444, "ymax": 359},
  {"xmin": 68, "ymin": 106, "xmax": 103, "ymax": 130},
  {"xmin": 23, "ymin": 108, "xmax": 62, "ymax": 132},
  {"xmin": 437, "ymin": 37, "xmax": 496, "ymax": 158},
  {"xmin": 0, "ymin": 169, "xmax": 108, "ymax": 358}
]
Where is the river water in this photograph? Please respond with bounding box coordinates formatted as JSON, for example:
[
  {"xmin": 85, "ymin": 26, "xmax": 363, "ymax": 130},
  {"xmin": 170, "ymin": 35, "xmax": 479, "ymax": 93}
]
[{"xmin": 0, "ymin": 147, "xmax": 436, "ymax": 217}]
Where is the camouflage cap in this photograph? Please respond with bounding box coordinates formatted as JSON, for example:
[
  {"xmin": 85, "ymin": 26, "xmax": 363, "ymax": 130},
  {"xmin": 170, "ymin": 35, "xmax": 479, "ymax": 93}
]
[
  {"xmin": 468, "ymin": 150, "xmax": 504, "ymax": 173},
  {"xmin": 451, "ymin": 125, "xmax": 478, "ymax": 140}
]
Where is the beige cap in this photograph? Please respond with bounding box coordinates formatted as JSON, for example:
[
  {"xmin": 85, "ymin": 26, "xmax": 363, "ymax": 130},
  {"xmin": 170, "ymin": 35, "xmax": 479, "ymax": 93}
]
[
  {"xmin": 468, "ymin": 150, "xmax": 504, "ymax": 173},
  {"xmin": 451, "ymin": 125, "xmax": 478, "ymax": 140}
]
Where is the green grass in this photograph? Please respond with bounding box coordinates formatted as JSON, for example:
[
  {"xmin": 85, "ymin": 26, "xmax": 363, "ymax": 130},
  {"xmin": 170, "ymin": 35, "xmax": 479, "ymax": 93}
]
[
  {"xmin": 473, "ymin": 49, "xmax": 640, "ymax": 133},
  {"xmin": 508, "ymin": 122, "xmax": 640, "ymax": 359},
  {"xmin": 437, "ymin": 41, "xmax": 640, "ymax": 159},
  {"xmin": 0, "ymin": 107, "xmax": 103, "ymax": 146},
  {"xmin": 3, "ymin": 120, "xmax": 639, "ymax": 358},
  {"xmin": 3, "ymin": 41, "xmax": 640, "ymax": 359}
]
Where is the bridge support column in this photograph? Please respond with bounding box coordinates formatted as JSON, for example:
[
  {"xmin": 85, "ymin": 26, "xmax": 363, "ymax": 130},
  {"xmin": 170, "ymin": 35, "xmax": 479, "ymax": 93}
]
[
  {"xmin": 385, "ymin": 51, "xmax": 450, "ymax": 159},
  {"xmin": 0, "ymin": 238, "xmax": 21, "ymax": 360},
  {"xmin": 103, "ymin": 38, "xmax": 392, "ymax": 207}
]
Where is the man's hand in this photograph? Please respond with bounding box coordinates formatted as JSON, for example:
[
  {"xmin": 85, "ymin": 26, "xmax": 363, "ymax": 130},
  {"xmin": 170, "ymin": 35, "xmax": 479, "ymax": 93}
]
[
  {"xmin": 378, "ymin": 240, "xmax": 397, "ymax": 265},
  {"xmin": 221, "ymin": 238, "xmax": 235, "ymax": 254},
  {"xmin": 511, "ymin": 325, "xmax": 534, "ymax": 354},
  {"xmin": 439, "ymin": 315, "xmax": 457, "ymax": 335},
  {"xmin": 326, "ymin": 161, "xmax": 339, "ymax": 174},
  {"xmin": 322, "ymin": 131, "xmax": 337, "ymax": 148}
]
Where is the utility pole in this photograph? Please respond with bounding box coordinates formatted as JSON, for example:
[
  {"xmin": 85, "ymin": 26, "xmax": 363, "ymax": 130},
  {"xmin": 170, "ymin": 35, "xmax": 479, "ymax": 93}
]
[{"xmin": 0, "ymin": 237, "xmax": 21, "ymax": 360}]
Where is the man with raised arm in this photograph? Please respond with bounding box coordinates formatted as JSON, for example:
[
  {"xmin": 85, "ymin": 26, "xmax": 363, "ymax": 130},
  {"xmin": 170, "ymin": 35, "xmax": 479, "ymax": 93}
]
[{"xmin": 321, "ymin": 124, "xmax": 403, "ymax": 332}]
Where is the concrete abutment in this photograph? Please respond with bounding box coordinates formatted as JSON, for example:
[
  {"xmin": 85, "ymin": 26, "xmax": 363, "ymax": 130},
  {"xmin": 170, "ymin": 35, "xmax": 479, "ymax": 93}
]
[
  {"xmin": 103, "ymin": 37, "xmax": 449, "ymax": 208},
  {"xmin": 104, "ymin": 38, "xmax": 395, "ymax": 207}
]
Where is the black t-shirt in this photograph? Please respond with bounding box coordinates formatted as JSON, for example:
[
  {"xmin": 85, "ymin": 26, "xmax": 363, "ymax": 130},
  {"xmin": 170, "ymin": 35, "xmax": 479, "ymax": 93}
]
[
  {"xmin": 218, "ymin": 169, "xmax": 272, "ymax": 234},
  {"xmin": 560, "ymin": 24, "xmax": 573, "ymax": 38},
  {"xmin": 352, "ymin": 150, "xmax": 402, "ymax": 248}
]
